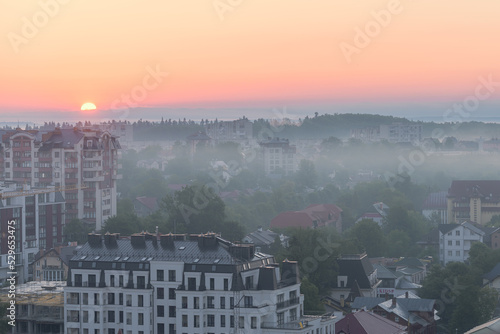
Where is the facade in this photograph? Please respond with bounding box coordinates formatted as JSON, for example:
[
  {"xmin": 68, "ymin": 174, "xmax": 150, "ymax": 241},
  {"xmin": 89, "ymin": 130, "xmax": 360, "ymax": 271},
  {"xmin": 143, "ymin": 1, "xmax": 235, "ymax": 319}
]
[
  {"xmin": 204, "ymin": 118, "xmax": 253, "ymax": 143},
  {"xmin": 447, "ymin": 180, "xmax": 500, "ymax": 225},
  {"xmin": 1, "ymin": 128, "xmax": 121, "ymax": 230},
  {"xmin": 0, "ymin": 183, "xmax": 65, "ymax": 284},
  {"xmin": 379, "ymin": 123, "xmax": 422, "ymax": 143},
  {"xmin": 64, "ymin": 232, "xmax": 337, "ymax": 334},
  {"xmin": 438, "ymin": 222, "xmax": 487, "ymax": 265},
  {"xmin": 373, "ymin": 264, "xmax": 421, "ymax": 298},
  {"xmin": 259, "ymin": 137, "xmax": 297, "ymax": 176}
]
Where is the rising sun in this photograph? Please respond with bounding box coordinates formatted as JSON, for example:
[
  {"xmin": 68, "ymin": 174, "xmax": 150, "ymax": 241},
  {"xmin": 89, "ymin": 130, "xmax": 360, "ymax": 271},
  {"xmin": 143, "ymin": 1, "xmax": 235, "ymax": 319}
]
[{"xmin": 81, "ymin": 102, "xmax": 97, "ymax": 111}]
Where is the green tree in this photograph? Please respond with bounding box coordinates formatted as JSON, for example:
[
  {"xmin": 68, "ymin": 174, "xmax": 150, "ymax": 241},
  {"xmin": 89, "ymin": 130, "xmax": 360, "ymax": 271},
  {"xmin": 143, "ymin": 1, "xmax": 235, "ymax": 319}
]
[
  {"xmin": 295, "ymin": 160, "xmax": 317, "ymax": 189},
  {"xmin": 63, "ymin": 219, "xmax": 92, "ymax": 244},
  {"xmin": 301, "ymin": 277, "xmax": 325, "ymax": 314},
  {"xmin": 348, "ymin": 220, "xmax": 386, "ymax": 257}
]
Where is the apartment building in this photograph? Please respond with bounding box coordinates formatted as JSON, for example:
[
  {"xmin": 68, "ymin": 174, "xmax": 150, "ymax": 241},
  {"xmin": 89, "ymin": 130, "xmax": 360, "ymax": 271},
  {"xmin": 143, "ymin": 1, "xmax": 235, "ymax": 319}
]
[
  {"xmin": 438, "ymin": 221, "xmax": 488, "ymax": 265},
  {"xmin": 204, "ymin": 117, "xmax": 253, "ymax": 144},
  {"xmin": 379, "ymin": 123, "xmax": 422, "ymax": 143},
  {"xmin": 447, "ymin": 180, "xmax": 500, "ymax": 225},
  {"xmin": 1, "ymin": 128, "xmax": 121, "ymax": 230},
  {"xmin": 0, "ymin": 183, "xmax": 65, "ymax": 284},
  {"xmin": 259, "ymin": 137, "xmax": 297, "ymax": 176},
  {"xmin": 64, "ymin": 232, "xmax": 337, "ymax": 334}
]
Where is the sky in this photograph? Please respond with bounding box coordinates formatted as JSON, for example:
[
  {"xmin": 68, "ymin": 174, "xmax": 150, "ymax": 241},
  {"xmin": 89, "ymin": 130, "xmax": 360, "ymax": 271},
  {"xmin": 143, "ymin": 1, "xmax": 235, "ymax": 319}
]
[{"xmin": 1, "ymin": 0, "xmax": 499, "ymax": 122}]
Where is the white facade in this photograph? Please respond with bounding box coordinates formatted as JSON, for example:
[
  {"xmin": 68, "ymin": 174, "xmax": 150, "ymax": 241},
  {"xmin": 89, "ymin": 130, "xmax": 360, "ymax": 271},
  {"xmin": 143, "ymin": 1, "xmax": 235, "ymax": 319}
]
[
  {"xmin": 439, "ymin": 222, "xmax": 485, "ymax": 265},
  {"xmin": 259, "ymin": 138, "xmax": 297, "ymax": 176},
  {"xmin": 65, "ymin": 233, "xmax": 337, "ymax": 334}
]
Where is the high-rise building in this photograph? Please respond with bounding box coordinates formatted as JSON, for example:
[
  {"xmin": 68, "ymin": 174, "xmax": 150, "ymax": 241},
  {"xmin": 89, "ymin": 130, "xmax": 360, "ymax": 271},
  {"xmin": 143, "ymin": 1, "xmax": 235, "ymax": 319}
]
[
  {"xmin": 259, "ymin": 137, "xmax": 297, "ymax": 176},
  {"xmin": 64, "ymin": 232, "xmax": 337, "ymax": 334},
  {"xmin": 1, "ymin": 128, "xmax": 121, "ymax": 231}
]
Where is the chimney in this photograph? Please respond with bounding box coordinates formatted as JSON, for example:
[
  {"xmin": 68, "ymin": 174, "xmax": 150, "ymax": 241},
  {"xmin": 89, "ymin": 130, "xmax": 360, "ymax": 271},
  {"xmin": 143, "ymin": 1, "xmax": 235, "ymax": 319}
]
[
  {"xmin": 391, "ymin": 298, "xmax": 397, "ymax": 307},
  {"xmin": 405, "ymin": 291, "xmax": 409, "ymax": 298}
]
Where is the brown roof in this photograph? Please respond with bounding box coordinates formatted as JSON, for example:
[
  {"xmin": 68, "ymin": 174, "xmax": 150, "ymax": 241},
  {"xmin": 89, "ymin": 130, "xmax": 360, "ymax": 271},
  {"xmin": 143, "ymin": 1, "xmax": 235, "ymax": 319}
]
[
  {"xmin": 448, "ymin": 180, "xmax": 500, "ymax": 199},
  {"xmin": 270, "ymin": 204, "xmax": 342, "ymax": 229}
]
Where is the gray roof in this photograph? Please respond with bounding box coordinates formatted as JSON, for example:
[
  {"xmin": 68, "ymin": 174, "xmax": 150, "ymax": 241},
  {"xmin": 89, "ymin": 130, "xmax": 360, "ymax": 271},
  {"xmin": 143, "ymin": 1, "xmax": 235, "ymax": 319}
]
[
  {"xmin": 351, "ymin": 297, "xmax": 386, "ymax": 310},
  {"xmin": 373, "ymin": 264, "xmax": 397, "ymax": 280},
  {"xmin": 483, "ymin": 262, "xmax": 500, "ymax": 282},
  {"xmin": 244, "ymin": 229, "xmax": 278, "ymax": 246}
]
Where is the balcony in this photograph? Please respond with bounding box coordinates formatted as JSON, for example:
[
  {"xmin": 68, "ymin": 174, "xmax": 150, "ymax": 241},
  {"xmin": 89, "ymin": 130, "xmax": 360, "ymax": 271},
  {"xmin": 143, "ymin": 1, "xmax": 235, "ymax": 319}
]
[
  {"xmin": 67, "ymin": 316, "xmax": 79, "ymax": 323},
  {"xmin": 66, "ymin": 298, "xmax": 79, "ymax": 305},
  {"xmin": 276, "ymin": 297, "xmax": 300, "ymax": 310}
]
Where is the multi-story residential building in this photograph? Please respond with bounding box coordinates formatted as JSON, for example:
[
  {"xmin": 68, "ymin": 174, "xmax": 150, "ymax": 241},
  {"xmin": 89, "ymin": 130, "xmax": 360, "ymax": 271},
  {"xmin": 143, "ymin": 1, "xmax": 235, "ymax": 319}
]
[
  {"xmin": 204, "ymin": 117, "xmax": 253, "ymax": 143},
  {"xmin": 64, "ymin": 232, "xmax": 337, "ymax": 334},
  {"xmin": 438, "ymin": 221, "xmax": 489, "ymax": 265},
  {"xmin": 447, "ymin": 180, "xmax": 500, "ymax": 225},
  {"xmin": 0, "ymin": 183, "xmax": 65, "ymax": 284},
  {"xmin": 259, "ymin": 137, "xmax": 297, "ymax": 176},
  {"xmin": 1, "ymin": 128, "xmax": 121, "ymax": 230},
  {"xmin": 379, "ymin": 123, "xmax": 422, "ymax": 144}
]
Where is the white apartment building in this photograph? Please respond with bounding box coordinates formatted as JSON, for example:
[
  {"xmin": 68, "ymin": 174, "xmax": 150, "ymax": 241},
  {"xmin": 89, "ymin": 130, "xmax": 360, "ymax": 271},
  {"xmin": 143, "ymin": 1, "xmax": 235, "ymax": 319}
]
[
  {"xmin": 64, "ymin": 233, "xmax": 337, "ymax": 334},
  {"xmin": 439, "ymin": 221, "xmax": 487, "ymax": 265},
  {"xmin": 379, "ymin": 123, "xmax": 422, "ymax": 144},
  {"xmin": 259, "ymin": 138, "xmax": 297, "ymax": 177},
  {"xmin": 204, "ymin": 118, "xmax": 253, "ymax": 144}
]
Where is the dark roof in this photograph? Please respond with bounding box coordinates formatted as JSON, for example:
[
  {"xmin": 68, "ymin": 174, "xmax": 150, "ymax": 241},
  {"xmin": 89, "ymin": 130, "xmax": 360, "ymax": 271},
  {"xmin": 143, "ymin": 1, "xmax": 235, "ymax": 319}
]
[
  {"xmin": 422, "ymin": 191, "xmax": 448, "ymax": 210},
  {"xmin": 448, "ymin": 180, "xmax": 500, "ymax": 200},
  {"xmin": 135, "ymin": 196, "xmax": 158, "ymax": 211},
  {"xmin": 336, "ymin": 311, "xmax": 407, "ymax": 334},
  {"xmin": 373, "ymin": 264, "xmax": 397, "ymax": 280},
  {"xmin": 483, "ymin": 262, "xmax": 500, "ymax": 282},
  {"xmin": 438, "ymin": 224, "xmax": 458, "ymax": 235},
  {"xmin": 244, "ymin": 229, "xmax": 278, "ymax": 246},
  {"xmin": 393, "ymin": 257, "xmax": 425, "ymax": 268},
  {"xmin": 337, "ymin": 253, "xmax": 376, "ymax": 289},
  {"xmin": 351, "ymin": 297, "xmax": 386, "ymax": 310},
  {"xmin": 59, "ymin": 246, "xmax": 78, "ymax": 266},
  {"xmin": 40, "ymin": 128, "xmax": 85, "ymax": 150}
]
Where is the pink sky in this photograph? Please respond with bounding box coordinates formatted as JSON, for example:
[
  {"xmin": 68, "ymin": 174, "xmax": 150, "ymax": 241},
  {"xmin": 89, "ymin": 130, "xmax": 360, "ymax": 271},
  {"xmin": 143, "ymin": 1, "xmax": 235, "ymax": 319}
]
[{"xmin": 1, "ymin": 0, "xmax": 499, "ymax": 118}]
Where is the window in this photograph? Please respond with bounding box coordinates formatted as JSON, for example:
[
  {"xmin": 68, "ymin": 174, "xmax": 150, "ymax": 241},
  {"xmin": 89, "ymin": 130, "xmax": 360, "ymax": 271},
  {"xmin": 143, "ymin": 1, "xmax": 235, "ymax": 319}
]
[
  {"xmin": 157, "ymin": 323, "xmax": 165, "ymax": 334},
  {"xmin": 456, "ymin": 250, "xmax": 461, "ymax": 256},
  {"xmin": 157, "ymin": 269, "xmax": 164, "ymax": 281},
  {"xmin": 157, "ymin": 305, "xmax": 164, "ymax": 317},
  {"xmin": 108, "ymin": 293, "xmax": 115, "ymax": 305},
  {"xmin": 244, "ymin": 296, "xmax": 253, "ymax": 307},
  {"xmin": 169, "ymin": 306, "xmax": 176, "ymax": 317},
  {"xmin": 193, "ymin": 297, "xmax": 199, "ymax": 309},
  {"xmin": 245, "ymin": 276, "xmax": 253, "ymax": 289},
  {"xmin": 89, "ymin": 275, "xmax": 96, "ymax": 287},
  {"xmin": 168, "ymin": 270, "xmax": 176, "ymax": 281},
  {"xmin": 169, "ymin": 288, "xmax": 175, "ymax": 300},
  {"xmin": 230, "ymin": 297, "xmax": 234, "ymax": 309},
  {"xmin": 194, "ymin": 315, "xmax": 200, "ymax": 328},
  {"xmin": 137, "ymin": 276, "xmax": 145, "ymax": 289},
  {"xmin": 290, "ymin": 308, "xmax": 297, "ymax": 321},
  {"xmin": 456, "ymin": 230, "xmax": 460, "ymax": 236},
  {"xmin": 182, "ymin": 315, "xmax": 188, "ymax": 327},
  {"xmin": 224, "ymin": 278, "xmax": 229, "ymax": 291},
  {"xmin": 251, "ymin": 316, "xmax": 257, "ymax": 329},
  {"xmin": 119, "ymin": 275, "xmax": 123, "ymax": 287},
  {"xmin": 448, "ymin": 240, "xmax": 452, "ymax": 246},
  {"xmin": 207, "ymin": 296, "xmax": 215, "ymax": 308},
  {"xmin": 157, "ymin": 287, "xmax": 164, "ymax": 299},
  {"xmin": 138, "ymin": 295, "xmax": 144, "ymax": 307},
  {"xmin": 221, "ymin": 315, "xmax": 226, "ymax": 327},
  {"xmin": 110, "ymin": 276, "xmax": 115, "ymax": 287},
  {"xmin": 182, "ymin": 296, "xmax": 187, "ymax": 308},
  {"xmin": 108, "ymin": 311, "xmax": 115, "ymax": 323},
  {"xmin": 210, "ymin": 278, "xmax": 215, "ymax": 290},
  {"xmin": 239, "ymin": 316, "xmax": 245, "ymax": 328},
  {"xmin": 207, "ymin": 314, "xmax": 215, "ymax": 327},
  {"xmin": 138, "ymin": 313, "xmax": 144, "ymax": 325},
  {"xmin": 448, "ymin": 251, "xmax": 452, "ymax": 256},
  {"xmin": 277, "ymin": 312, "xmax": 284, "ymax": 325},
  {"xmin": 395, "ymin": 316, "xmax": 400, "ymax": 323},
  {"xmin": 456, "ymin": 240, "xmax": 460, "ymax": 246},
  {"xmin": 220, "ymin": 297, "xmax": 225, "ymax": 309},
  {"xmin": 188, "ymin": 277, "xmax": 196, "ymax": 291},
  {"xmin": 94, "ymin": 311, "xmax": 100, "ymax": 324},
  {"xmin": 230, "ymin": 315, "xmax": 235, "ymax": 328}
]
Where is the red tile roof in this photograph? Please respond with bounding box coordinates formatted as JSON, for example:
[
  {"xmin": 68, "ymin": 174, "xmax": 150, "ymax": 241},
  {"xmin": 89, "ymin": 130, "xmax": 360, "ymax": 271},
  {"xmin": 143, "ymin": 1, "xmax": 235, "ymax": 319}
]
[{"xmin": 270, "ymin": 204, "xmax": 342, "ymax": 229}]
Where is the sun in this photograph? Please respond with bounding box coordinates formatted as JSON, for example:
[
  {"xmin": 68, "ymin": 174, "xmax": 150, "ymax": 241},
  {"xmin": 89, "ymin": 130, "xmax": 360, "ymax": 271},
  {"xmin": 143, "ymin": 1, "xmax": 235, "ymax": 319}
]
[{"xmin": 81, "ymin": 102, "xmax": 97, "ymax": 111}]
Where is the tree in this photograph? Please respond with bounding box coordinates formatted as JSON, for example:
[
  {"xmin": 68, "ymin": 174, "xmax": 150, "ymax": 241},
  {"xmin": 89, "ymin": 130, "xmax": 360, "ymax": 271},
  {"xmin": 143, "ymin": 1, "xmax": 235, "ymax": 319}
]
[
  {"xmin": 0, "ymin": 303, "xmax": 11, "ymax": 331},
  {"xmin": 63, "ymin": 219, "xmax": 92, "ymax": 244},
  {"xmin": 348, "ymin": 220, "xmax": 386, "ymax": 257},
  {"xmin": 295, "ymin": 159, "xmax": 317, "ymax": 189},
  {"xmin": 301, "ymin": 277, "xmax": 325, "ymax": 314}
]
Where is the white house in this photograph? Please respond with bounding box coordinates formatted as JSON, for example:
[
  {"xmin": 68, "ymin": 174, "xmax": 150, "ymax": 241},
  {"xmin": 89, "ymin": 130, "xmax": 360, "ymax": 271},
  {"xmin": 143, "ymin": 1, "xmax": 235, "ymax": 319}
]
[{"xmin": 438, "ymin": 221, "xmax": 487, "ymax": 265}]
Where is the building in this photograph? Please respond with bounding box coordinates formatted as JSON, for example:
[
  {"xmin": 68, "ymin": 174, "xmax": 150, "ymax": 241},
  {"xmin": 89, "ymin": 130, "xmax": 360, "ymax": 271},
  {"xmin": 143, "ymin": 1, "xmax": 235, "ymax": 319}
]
[
  {"xmin": 372, "ymin": 264, "xmax": 421, "ymax": 298},
  {"xmin": 422, "ymin": 191, "xmax": 448, "ymax": 224},
  {"xmin": 133, "ymin": 196, "xmax": 159, "ymax": 217},
  {"xmin": 372, "ymin": 294, "xmax": 438, "ymax": 333},
  {"xmin": 483, "ymin": 262, "xmax": 500, "ymax": 295},
  {"xmin": 259, "ymin": 137, "xmax": 297, "ymax": 176},
  {"xmin": 438, "ymin": 222, "xmax": 489, "ymax": 265},
  {"xmin": 204, "ymin": 117, "xmax": 253, "ymax": 143},
  {"xmin": 0, "ymin": 183, "xmax": 66, "ymax": 284},
  {"xmin": 447, "ymin": 180, "xmax": 500, "ymax": 225},
  {"xmin": 270, "ymin": 204, "xmax": 343, "ymax": 233},
  {"xmin": 379, "ymin": 123, "xmax": 422, "ymax": 144},
  {"xmin": 355, "ymin": 202, "xmax": 389, "ymax": 227},
  {"xmin": 330, "ymin": 253, "xmax": 381, "ymax": 303},
  {"xmin": 335, "ymin": 310, "xmax": 407, "ymax": 334},
  {"xmin": 242, "ymin": 227, "xmax": 289, "ymax": 252},
  {"xmin": 30, "ymin": 245, "xmax": 77, "ymax": 282},
  {"xmin": 0, "ymin": 280, "xmax": 65, "ymax": 334},
  {"xmin": 64, "ymin": 232, "xmax": 337, "ymax": 334},
  {"xmin": 1, "ymin": 128, "xmax": 121, "ymax": 230},
  {"xmin": 464, "ymin": 317, "xmax": 500, "ymax": 333}
]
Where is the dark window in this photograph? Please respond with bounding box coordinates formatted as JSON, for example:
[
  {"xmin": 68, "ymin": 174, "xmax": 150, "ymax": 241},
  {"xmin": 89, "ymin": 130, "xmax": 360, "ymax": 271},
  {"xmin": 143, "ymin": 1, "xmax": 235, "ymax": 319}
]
[
  {"xmin": 119, "ymin": 311, "xmax": 123, "ymax": 324},
  {"xmin": 221, "ymin": 315, "xmax": 226, "ymax": 327},
  {"xmin": 188, "ymin": 277, "xmax": 196, "ymax": 291},
  {"xmin": 157, "ymin": 323, "xmax": 165, "ymax": 334},
  {"xmin": 207, "ymin": 314, "xmax": 215, "ymax": 327},
  {"xmin": 182, "ymin": 296, "xmax": 187, "ymax": 308},
  {"xmin": 169, "ymin": 306, "xmax": 176, "ymax": 317},
  {"xmin": 224, "ymin": 278, "xmax": 229, "ymax": 291},
  {"xmin": 220, "ymin": 297, "xmax": 225, "ymax": 309},
  {"xmin": 157, "ymin": 269, "xmax": 164, "ymax": 281},
  {"xmin": 138, "ymin": 295, "xmax": 144, "ymax": 307},
  {"xmin": 210, "ymin": 278, "xmax": 215, "ymax": 290},
  {"xmin": 119, "ymin": 275, "xmax": 123, "ymax": 287},
  {"xmin": 230, "ymin": 297, "xmax": 234, "ymax": 309},
  {"xmin": 207, "ymin": 296, "xmax": 214, "ymax": 308},
  {"xmin": 157, "ymin": 305, "xmax": 164, "ymax": 317},
  {"xmin": 157, "ymin": 287, "xmax": 164, "ymax": 299},
  {"xmin": 169, "ymin": 288, "xmax": 175, "ymax": 300},
  {"xmin": 119, "ymin": 293, "xmax": 123, "ymax": 305},
  {"xmin": 108, "ymin": 310, "xmax": 115, "ymax": 323},
  {"xmin": 244, "ymin": 296, "xmax": 253, "ymax": 307},
  {"xmin": 108, "ymin": 293, "xmax": 115, "ymax": 305},
  {"xmin": 168, "ymin": 270, "xmax": 176, "ymax": 281},
  {"xmin": 88, "ymin": 274, "xmax": 96, "ymax": 287},
  {"xmin": 137, "ymin": 276, "xmax": 146, "ymax": 289},
  {"xmin": 75, "ymin": 274, "xmax": 82, "ymax": 287},
  {"xmin": 110, "ymin": 275, "xmax": 115, "ymax": 287}
]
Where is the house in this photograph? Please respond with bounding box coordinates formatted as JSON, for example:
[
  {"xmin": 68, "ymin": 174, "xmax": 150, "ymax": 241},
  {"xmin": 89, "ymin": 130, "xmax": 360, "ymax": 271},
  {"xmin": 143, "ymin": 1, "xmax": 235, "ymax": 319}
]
[
  {"xmin": 30, "ymin": 245, "xmax": 78, "ymax": 282},
  {"xmin": 372, "ymin": 295, "xmax": 438, "ymax": 334},
  {"xmin": 422, "ymin": 191, "xmax": 448, "ymax": 224},
  {"xmin": 438, "ymin": 221, "xmax": 489, "ymax": 265},
  {"xmin": 335, "ymin": 310, "xmax": 407, "ymax": 334},
  {"xmin": 373, "ymin": 264, "xmax": 422, "ymax": 298},
  {"xmin": 483, "ymin": 262, "xmax": 500, "ymax": 295},
  {"xmin": 242, "ymin": 227, "xmax": 289, "ymax": 252},
  {"xmin": 464, "ymin": 317, "xmax": 500, "ymax": 333},
  {"xmin": 330, "ymin": 253, "xmax": 381, "ymax": 303},
  {"xmin": 355, "ymin": 202, "xmax": 389, "ymax": 227},
  {"xmin": 134, "ymin": 196, "xmax": 159, "ymax": 217},
  {"xmin": 488, "ymin": 227, "xmax": 500, "ymax": 250},
  {"xmin": 270, "ymin": 204, "xmax": 343, "ymax": 233},
  {"xmin": 391, "ymin": 257, "xmax": 428, "ymax": 285},
  {"xmin": 64, "ymin": 232, "xmax": 337, "ymax": 334},
  {"xmin": 447, "ymin": 180, "xmax": 500, "ymax": 225}
]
